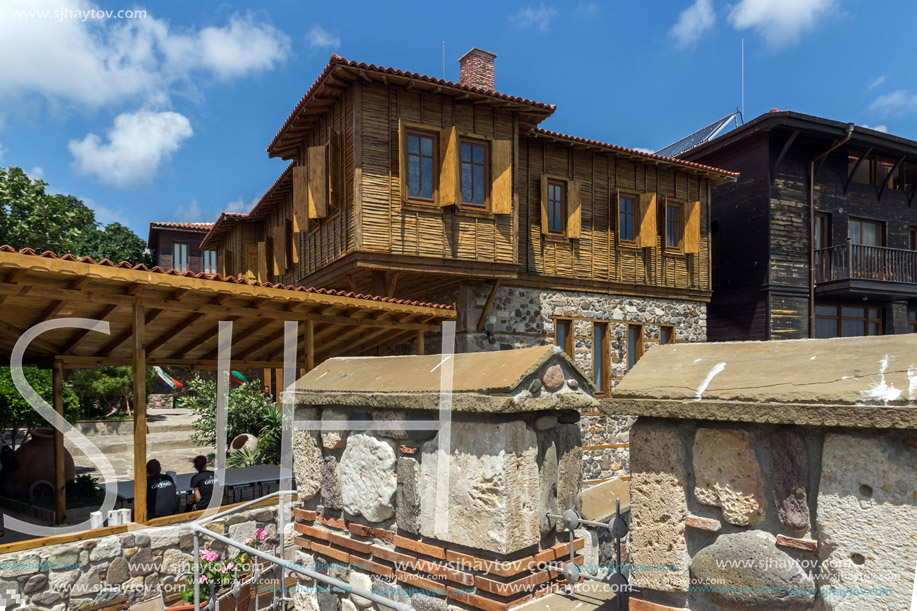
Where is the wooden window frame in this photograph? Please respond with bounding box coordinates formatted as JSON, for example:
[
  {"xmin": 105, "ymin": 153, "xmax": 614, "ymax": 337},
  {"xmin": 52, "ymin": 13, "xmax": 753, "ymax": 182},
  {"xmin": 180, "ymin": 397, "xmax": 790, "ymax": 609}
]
[
  {"xmin": 172, "ymin": 242, "xmax": 189, "ymax": 273},
  {"xmin": 592, "ymin": 322, "xmax": 610, "ymax": 396},
  {"xmin": 908, "ymin": 309, "xmax": 917, "ymax": 333},
  {"xmin": 815, "ymin": 304, "xmax": 883, "ymax": 338},
  {"xmin": 617, "ymin": 192, "xmax": 638, "ymax": 247},
  {"xmin": 202, "ymin": 250, "xmax": 217, "ymax": 275},
  {"xmin": 553, "ymin": 318, "xmax": 573, "ymax": 357},
  {"xmin": 405, "ymin": 129, "xmax": 439, "ymax": 205},
  {"xmin": 547, "ymin": 179, "xmax": 566, "ymax": 236},
  {"xmin": 627, "ymin": 323, "xmax": 644, "ymax": 371},
  {"xmin": 848, "ymin": 217, "xmax": 885, "ymax": 246},
  {"xmin": 815, "ymin": 212, "xmax": 830, "ymax": 250},
  {"xmin": 659, "ymin": 325, "xmax": 675, "ymax": 346},
  {"xmin": 459, "ymin": 138, "xmax": 490, "ymax": 210},
  {"xmin": 664, "ymin": 199, "xmax": 685, "ymax": 253}
]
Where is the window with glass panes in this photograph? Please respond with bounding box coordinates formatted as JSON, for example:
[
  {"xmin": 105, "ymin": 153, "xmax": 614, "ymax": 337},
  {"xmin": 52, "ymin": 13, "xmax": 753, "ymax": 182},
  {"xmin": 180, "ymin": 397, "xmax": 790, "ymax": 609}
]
[
  {"xmin": 203, "ymin": 250, "xmax": 217, "ymax": 274},
  {"xmin": 554, "ymin": 319, "xmax": 572, "ymax": 356},
  {"xmin": 460, "ymin": 140, "xmax": 487, "ymax": 208},
  {"xmin": 659, "ymin": 325, "xmax": 674, "ymax": 345},
  {"xmin": 665, "ymin": 202, "xmax": 682, "ymax": 251},
  {"xmin": 814, "ymin": 305, "xmax": 882, "ymax": 338},
  {"xmin": 627, "ymin": 324, "xmax": 643, "ymax": 370},
  {"xmin": 909, "ymin": 309, "xmax": 916, "ymax": 333},
  {"xmin": 547, "ymin": 180, "xmax": 565, "ymax": 234},
  {"xmin": 619, "ymin": 195, "xmax": 636, "ymax": 244},
  {"xmin": 593, "ymin": 323, "xmax": 608, "ymax": 394},
  {"xmin": 172, "ymin": 242, "xmax": 188, "ymax": 272},
  {"xmin": 406, "ymin": 131, "xmax": 436, "ymax": 202}
]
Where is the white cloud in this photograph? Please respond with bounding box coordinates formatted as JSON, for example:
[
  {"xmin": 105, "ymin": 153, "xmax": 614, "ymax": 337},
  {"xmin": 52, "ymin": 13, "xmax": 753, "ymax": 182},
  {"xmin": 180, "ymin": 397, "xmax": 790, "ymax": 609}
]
[
  {"xmin": 575, "ymin": 2, "xmax": 600, "ymax": 17},
  {"xmin": 68, "ymin": 110, "xmax": 193, "ymax": 187},
  {"xmin": 29, "ymin": 166, "xmax": 43, "ymax": 178},
  {"xmin": 868, "ymin": 75, "xmax": 886, "ymax": 90},
  {"xmin": 224, "ymin": 195, "xmax": 259, "ymax": 214},
  {"xmin": 85, "ymin": 198, "xmax": 128, "ymax": 225},
  {"xmin": 860, "ymin": 124, "xmax": 888, "ymax": 133},
  {"xmin": 0, "ymin": 141, "xmax": 7, "ymax": 163},
  {"xmin": 670, "ymin": 0, "xmax": 716, "ymax": 47},
  {"xmin": 177, "ymin": 199, "xmax": 205, "ymax": 222},
  {"xmin": 511, "ymin": 4, "xmax": 557, "ymax": 32},
  {"xmin": 307, "ymin": 24, "xmax": 340, "ymax": 49},
  {"xmin": 868, "ymin": 90, "xmax": 917, "ymax": 116},
  {"xmin": 728, "ymin": 0, "xmax": 836, "ymax": 48},
  {"xmin": 632, "ymin": 147, "xmax": 657, "ymax": 154},
  {"xmin": 0, "ymin": 0, "xmax": 290, "ymax": 110}
]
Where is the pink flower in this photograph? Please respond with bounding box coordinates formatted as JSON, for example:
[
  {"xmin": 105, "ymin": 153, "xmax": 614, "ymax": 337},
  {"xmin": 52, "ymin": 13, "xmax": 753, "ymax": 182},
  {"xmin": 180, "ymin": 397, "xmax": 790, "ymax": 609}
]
[
  {"xmin": 242, "ymin": 538, "xmax": 253, "ymax": 546},
  {"xmin": 221, "ymin": 566, "xmax": 228, "ymax": 574},
  {"xmin": 201, "ymin": 550, "xmax": 219, "ymax": 562},
  {"xmin": 199, "ymin": 576, "xmax": 208, "ymax": 584},
  {"xmin": 255, "ymin": 528, "xmax": 267, "ymax": 541},
  {"xmin": 226, "ymin": 562, "xmax": 235, "ymax": 571}
]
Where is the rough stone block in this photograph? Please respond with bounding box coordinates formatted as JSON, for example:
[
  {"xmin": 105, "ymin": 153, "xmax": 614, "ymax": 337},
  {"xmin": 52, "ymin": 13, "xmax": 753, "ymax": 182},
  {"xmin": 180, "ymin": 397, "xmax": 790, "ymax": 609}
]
[
  {"xmin": 322, "ymin": 455, "xmax": 342, "ymax": 511},
  {"xmin": 537, "ymin": 430, "xmax": 559, "ymax": 538},
  {"xmin": 396, "ymin": 456, "xmax": 420, "ymax": 535},
  {"xmin": 419, "ymin": 419, "xmax": 540, "ymax": 555},
  {"xmin": 22, "ymin": 573, "xmax": 48, "ymax": 594},
  {"xmin": 106, "ymin": 557, "xmax": 129, "ymax": 585},
  {"xmin": 71, "ymin": 567, "xmax": 101, "ymax": 597},
  {"xmin": 322, "ymin": 408, "xmax": 349, "ymax": 449},
  {"xmin": 376, "ymin": 410, "xmax": 409, "ymax": 440},
  {"xmin": 693, "ymin": 428, "xmax": 764, "ymax": 526},
  {"xmin": 127, "ymin": 548, "xmax": 158, "ymax": 577},
  {"xmin": 534, "ymin": 415, "xmax": 558, "ymax": 431},
  {"xmin": 88, "ymin": 536, "xmax": 121, "ymax": 562},
  {"xmin": 628, "ymin": 420, "xmax": 690, "ymax": 592},
  {"xmin": 293, "ymin": 426, "xmax": 322, "ymax": 501},
  {"xmin": 770, "ymin": 429, "xmax": 810, "ymax": 531},
  {"xmin": 816, "ymin": 432, "xmax": 917, "ymax": 611},
  {"xmin": 160, "ymin": 549, "xmax": 192, "ymax": 575},
  {"xmin": 1, "ymin": 553, "xmax": 39, "ymax": 578},
  {"xmin": 690, "ymin": 531, "xmax": 814, "ymax": 609},
  {"xmin": 340, "ymin": 433, "xmax": 398, "ymax": 522},
  {"xmin": 557, "ymin": 423, "xmax": 582, "ymax": 517},
  {"xmin": 349, "ymin": 571, "xmax": 373, "ymax": 608}
]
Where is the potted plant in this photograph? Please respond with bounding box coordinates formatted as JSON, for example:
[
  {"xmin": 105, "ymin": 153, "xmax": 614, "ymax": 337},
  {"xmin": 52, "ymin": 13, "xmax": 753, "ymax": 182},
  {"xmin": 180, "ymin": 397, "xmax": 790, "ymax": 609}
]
[{"xmin": 168, "ymin": 528, "xmax": 268, "ymax": 610}]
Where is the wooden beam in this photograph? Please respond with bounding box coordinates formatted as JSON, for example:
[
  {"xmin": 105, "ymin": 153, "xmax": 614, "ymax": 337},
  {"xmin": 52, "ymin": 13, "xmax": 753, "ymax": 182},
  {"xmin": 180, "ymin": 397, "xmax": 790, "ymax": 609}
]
[
  {"xmin": 145, "ymin": 312, "xmax": 206, "ymax": 355},
  {"xmin": 168, "ymin": 316, "xmax": 241, "ymax": 360},
  {"xmin": 99, "ymin": 308, "xmax": 164, "ymax": 357},
  {"xmin": 0, "ymin": 320, "xmax": 62, "ymax": 354},
  {"xmin": 844, "ymin": 146, "xmax": 872, "ymax": 194},
  {"xmin": 60, "ymin": 304, "xmax": 118, "ymax": 354},
  {"xmin": 387, "ymin": 272, "xmax": 399, "ymax": 298},
  {"xmin": 345, "ymin": 273, "xmax": 359, "ymax": 293},
  {"xmin": 878, "ymin": 155, "xmax": 906, "ymax": 202},
  {"xmin": 771, "ymin": 130, "xmax": 799, "ymax": 184},
  {"xmin": 305, "ymin": 320, "xmax": 314, "ymax": 371},
  {"xmin": 476, "ymin": 279, "xmax": 502, "ymax": 332},
  {"xmin": 132, "ymin": 305, "xmax": 147, "ymax": 523},
  {"xmin": 356, "ymin": 329, "xmax": 415, "ymax": 356},
  {"xmin": 52, "ymin": 359, "xmax": 66, "ymax": 525},
  {"xmin": 416, "ymin": 331, "xmax": 425, "ymax": 355}
]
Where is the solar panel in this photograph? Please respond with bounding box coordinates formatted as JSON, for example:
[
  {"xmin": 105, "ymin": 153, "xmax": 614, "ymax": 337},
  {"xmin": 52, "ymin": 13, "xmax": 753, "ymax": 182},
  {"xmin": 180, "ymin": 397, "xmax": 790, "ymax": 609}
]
[{"xmin": 656, "ymin": 114, "xmax": 738, "ymax": 158}]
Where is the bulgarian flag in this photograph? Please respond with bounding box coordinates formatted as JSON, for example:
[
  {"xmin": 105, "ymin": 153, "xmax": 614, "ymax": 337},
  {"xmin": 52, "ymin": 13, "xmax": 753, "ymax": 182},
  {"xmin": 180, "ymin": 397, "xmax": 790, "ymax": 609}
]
[
  {"xmin": 153, "ymin": 366, "xmax": 183, "ymax": 389},
  {"xmin": 231, "ymin": 371, "xmax": 248, "ymax": 385}
]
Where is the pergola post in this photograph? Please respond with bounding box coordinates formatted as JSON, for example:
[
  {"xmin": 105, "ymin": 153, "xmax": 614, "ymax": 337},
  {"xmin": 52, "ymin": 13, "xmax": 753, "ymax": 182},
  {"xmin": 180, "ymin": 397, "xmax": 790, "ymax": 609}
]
[
  {"xmin": 52, "ymin": 358, "xmax": 66, "ymax": 525},
  {"xmin": 132, "ymin": 305, "xmax": 147, "ymax": 523},
  {"xmin": 305, "ymin": 320, "xmax": 315, "ymax": 372},
  {"xmin": 416, "ymin": 331, "xmax": 425, "ymax": 355}
]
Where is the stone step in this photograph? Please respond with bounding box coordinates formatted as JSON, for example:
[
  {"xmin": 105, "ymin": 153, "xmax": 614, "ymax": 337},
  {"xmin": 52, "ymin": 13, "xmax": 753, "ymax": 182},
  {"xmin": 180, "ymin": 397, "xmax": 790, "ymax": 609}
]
[{"xmin": 65, "ymin": 431, "xmax": 211, "ymax": 455}]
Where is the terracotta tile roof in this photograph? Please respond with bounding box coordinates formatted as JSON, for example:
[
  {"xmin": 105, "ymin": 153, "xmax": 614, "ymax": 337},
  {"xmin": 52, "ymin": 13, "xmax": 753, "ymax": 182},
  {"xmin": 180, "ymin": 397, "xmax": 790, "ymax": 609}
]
[
  {"xmin": 247, "ymin": 162, "xmax": 295, "ymax": 220},
  {"xmin": 531, "ymin": 128, "xmax": 740, "ymax": 179},
  {"xmin": 0, "ymin": 245, "xmax": 453, "ymax": 310},
  {"xmin": 267, "ymin": 54, "xmax": 556, "ymax": 156},
  {"xmin": 149, "ymin": 221, "xmax": 214, "ymax": 231},
  {"xmin": 199, "ymin": 212, "xmax": 248, "ymax": 249}
]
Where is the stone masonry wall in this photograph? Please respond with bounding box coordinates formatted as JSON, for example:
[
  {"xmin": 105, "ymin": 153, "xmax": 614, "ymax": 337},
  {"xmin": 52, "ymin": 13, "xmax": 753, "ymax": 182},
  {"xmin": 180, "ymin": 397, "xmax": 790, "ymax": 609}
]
[
  {"xmin": 457, "ymin": 284, "xmax": 707, "ymax": 482},
  {"xmin": 0, "ymin": 505, "xmax": 294, "ymax": 610},
  {"xmin": 628, "ymin": 418, "xmax": 917, "ymax": 611}
]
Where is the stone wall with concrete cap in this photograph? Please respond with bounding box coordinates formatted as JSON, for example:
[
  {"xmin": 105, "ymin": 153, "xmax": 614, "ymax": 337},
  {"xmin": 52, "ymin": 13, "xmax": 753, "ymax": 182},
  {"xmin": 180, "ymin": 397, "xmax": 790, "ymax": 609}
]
[
  {"xmin": 290, "ymin": 347, "xmax": 593, "ymax": 611},
  {"xmin": 600, "ymin": 335, "xmax": 917, "ymax": 611}
]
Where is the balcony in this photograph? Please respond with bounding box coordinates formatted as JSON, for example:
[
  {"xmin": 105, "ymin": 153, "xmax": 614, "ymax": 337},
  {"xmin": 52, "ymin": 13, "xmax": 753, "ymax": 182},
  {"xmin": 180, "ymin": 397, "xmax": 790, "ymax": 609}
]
[{"xmin": 815, "ymin": 243, "xmax": 917, "ymax": 299}]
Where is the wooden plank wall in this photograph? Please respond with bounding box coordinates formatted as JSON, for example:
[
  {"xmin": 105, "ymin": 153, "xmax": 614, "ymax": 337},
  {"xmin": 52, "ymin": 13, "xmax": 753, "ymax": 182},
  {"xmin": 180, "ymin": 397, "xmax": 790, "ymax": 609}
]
[
  {"xmin": 518, "ymin": 139, "xmax": 712, "ymax": 291},
  {"xmin": 359, "ymin": 82, "xmax": 516, "ymax": 266}
]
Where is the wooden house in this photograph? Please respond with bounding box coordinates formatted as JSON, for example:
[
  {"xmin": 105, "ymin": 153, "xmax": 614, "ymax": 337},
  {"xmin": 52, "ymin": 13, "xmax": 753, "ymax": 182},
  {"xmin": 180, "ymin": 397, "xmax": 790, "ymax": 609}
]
[
  {"xmin": 200, "ymin": 50, "xmax": 737, "ymax": 481},
  {"xmin": 148, "ymin": 221, "xmax": 215, "ymax": 274},
  {"xmin": 680, "ymin": 110, "xmax": 917, "ymax": 341}
]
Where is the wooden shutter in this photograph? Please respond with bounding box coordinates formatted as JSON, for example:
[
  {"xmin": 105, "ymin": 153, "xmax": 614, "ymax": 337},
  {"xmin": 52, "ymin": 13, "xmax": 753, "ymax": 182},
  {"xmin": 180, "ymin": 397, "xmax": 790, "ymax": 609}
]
[
  {"xmin": 398, "ymin": 119, "xmax": 408, "ymax": 202},
  {"xmin": 257, "ymin": 241, "xmax": 267, "ymax": 282},
  {"xmin": 308, "ymin": 145, "xmax": 328, "ymax": 219},
  {"xmin": 491, "ymin": 140, "xmax": 512, "ymax": 214},
  {"xmin": 223, "ymin": 249, "xmax": 234, "ymax": 277},
  {"xmin": 328, "ymin": 130, "xmax": 340, "ymax": 210},
  {"xmin": 274, "ymin": 227, "xmax": 285, "ymax": 275},
  {"xmin": 540, "ymin": 175, "xmax": 549, "ymax": 234},
  {"xmin": 293, "ymin": 165, "xmax": 309, "ymax": 233},
  {"xmin": 244, "ymin": 244, "xmax": 258, "ymax": 281},
  {"xmin": 567, "ymin": 180, "xmax": 581, "ymax": 238},
  {"xmin": 638, "ymin": 193, "xmax": 657, "ymax": 248},
  {"xmin": 439, "ymin": 126, "xmax": 459, "ymax": 207},
  {"xmin": 685, "ymin": 200, "xmax": 701, "ymax": 253}
]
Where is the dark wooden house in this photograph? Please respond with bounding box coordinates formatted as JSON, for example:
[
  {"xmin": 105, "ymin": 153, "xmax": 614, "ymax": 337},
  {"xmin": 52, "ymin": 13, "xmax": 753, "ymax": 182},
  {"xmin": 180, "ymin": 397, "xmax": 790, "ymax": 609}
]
[
  {"xmin": 148, "ymin": 222, "xmax": 215, "ymax": 274},
  {"xmin": 680, "ymin": 110, "xmax": 917, "ymax": 340},
  {"xmin": 200, "ymin": 50, "xmax": 737, "ymax": 481}
]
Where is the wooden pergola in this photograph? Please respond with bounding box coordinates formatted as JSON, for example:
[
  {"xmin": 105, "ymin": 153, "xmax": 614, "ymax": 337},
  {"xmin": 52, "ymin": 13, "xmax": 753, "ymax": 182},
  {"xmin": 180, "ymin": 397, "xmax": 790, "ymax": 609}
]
[{"xmin": 0, "ymin": 248, "xmax": 454, "ymax": 524}]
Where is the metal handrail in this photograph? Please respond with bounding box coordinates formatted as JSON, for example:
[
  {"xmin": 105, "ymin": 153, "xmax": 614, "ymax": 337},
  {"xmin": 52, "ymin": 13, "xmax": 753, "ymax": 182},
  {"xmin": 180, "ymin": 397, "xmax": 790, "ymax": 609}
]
[{"xmin": 176, "ymin": 490, "xmax": 412, "ymax": 611}]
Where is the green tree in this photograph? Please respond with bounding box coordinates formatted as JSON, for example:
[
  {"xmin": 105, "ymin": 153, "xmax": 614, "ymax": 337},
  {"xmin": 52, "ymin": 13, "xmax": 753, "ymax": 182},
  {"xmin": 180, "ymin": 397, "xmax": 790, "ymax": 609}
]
[
  {"xmin": 67, "ymin": 366, "xmax": 156, "ymax": 419},
  {"xmin": 0, "ymin": 366, "xmax": 79, "ymax": 450},
  {"xmin": 0, "ymin": 166, "xmax": 152, "ymax": 265}
]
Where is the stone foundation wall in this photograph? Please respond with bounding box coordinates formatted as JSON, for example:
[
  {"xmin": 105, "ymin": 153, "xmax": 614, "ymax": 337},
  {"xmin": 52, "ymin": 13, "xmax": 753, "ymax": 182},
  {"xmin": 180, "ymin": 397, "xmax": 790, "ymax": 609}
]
[
  {"xmin": 628, "ymin": 418, "xmax": 917, "ymax": 611},
  {"xmin": 0, "ymin": 505, "xmax": 292, "ymax": 609},
  {"xmin": 458, "ymin": 284, "xmax": 706, "ymax": 482}
]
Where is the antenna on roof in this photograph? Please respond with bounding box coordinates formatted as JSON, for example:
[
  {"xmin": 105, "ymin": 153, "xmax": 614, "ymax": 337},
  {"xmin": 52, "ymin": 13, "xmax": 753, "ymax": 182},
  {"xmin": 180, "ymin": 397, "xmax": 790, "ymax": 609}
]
[
  {"xmin": 442, "ymin": 41, "xmax": 445, "ymax": 79},
  {"xmin": 740, "ymin": 38, "xmax": 745, "ymax": 123}
]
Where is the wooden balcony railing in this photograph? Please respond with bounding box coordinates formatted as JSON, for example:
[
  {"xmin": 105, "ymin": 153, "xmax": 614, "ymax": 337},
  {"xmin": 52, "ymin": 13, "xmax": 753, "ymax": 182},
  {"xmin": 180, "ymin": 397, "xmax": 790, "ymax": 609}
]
[{"xmin": 815, "ymin": 243, "xmax": 917, "ymax": 284}]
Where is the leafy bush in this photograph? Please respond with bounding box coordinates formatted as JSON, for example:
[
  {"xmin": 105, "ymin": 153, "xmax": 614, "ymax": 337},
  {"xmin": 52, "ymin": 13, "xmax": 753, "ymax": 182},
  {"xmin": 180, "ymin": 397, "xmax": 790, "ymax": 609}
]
[
  {"xmin": 226, "ymin": 447, "xmax": 259, "ymax": 468},
  {"xmin": 67, "ymin": 366, "xmax": 156, "ymax": 420},
  {"xmin": 0, "ymin": 367, "xmax": 79, "ymax": 449},
  {"xmin": 180, "ymin": 378, "xmax": 275, "ymax": 454}
]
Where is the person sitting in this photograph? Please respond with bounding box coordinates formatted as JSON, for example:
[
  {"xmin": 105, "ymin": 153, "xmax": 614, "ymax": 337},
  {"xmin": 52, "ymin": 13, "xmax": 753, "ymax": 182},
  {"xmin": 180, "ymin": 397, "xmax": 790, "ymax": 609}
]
[
  {"xmin": 187, "ymin": 455, "xmax": 217, "ymax": 511},
  {"xmin": 146, "ymin": 459, "xmax": 178, "ymax": 519}
]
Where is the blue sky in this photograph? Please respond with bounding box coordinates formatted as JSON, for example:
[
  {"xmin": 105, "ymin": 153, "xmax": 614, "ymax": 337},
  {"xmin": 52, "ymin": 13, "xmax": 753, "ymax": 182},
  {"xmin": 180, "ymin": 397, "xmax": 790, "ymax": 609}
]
[{"xmin": 1, "ymin": 0, "xmax": 916, "ymax": 240}]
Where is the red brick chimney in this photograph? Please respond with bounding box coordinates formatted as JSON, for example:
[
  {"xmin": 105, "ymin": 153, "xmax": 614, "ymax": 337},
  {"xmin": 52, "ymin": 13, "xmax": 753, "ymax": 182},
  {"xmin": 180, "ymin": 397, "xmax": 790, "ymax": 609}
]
[{"xmin": 458, "ymin": 48, "xmax": 497, "ymax": 92}]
